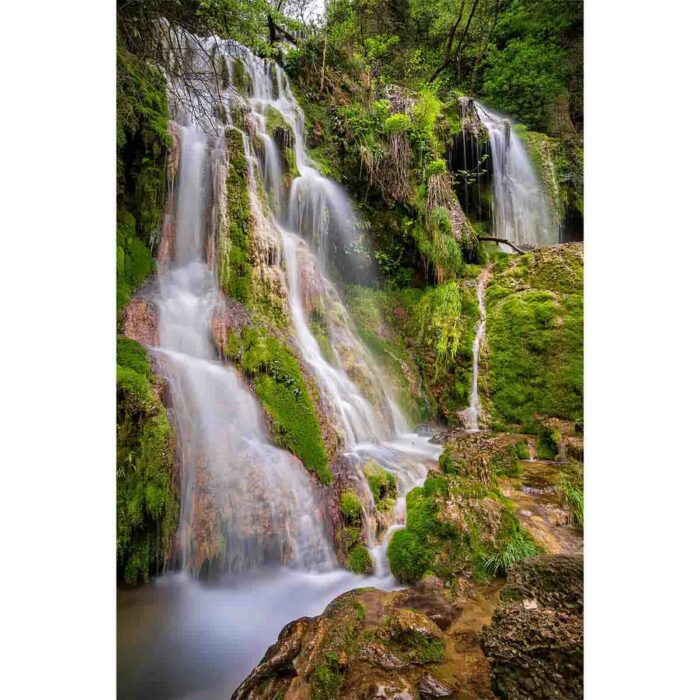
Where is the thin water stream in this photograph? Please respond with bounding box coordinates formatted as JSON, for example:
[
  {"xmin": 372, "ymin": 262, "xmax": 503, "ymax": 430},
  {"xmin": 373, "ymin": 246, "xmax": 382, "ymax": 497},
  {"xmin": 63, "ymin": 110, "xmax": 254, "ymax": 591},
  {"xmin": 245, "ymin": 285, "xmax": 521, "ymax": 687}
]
[{"xmin": 463, "ymin": 266, "xmax": 490, "ymax": 431}]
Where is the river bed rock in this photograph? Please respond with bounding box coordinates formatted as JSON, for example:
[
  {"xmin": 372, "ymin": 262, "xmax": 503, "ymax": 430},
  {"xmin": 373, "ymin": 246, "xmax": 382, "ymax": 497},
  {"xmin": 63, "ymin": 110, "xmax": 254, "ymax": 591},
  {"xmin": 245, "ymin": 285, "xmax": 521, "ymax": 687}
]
[
  {"xmin": 481, "ymin": 554, "xmax": 583, "ymax": 699},
  {"xmin": 232, "ymin": 579, "xmax": 499, "ymax": 699}
]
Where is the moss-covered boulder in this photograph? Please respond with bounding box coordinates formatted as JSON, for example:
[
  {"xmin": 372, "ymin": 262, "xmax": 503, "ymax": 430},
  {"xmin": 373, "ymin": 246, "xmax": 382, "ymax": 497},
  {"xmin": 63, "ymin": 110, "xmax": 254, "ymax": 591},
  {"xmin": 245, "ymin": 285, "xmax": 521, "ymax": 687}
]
[
  {"xmin": 232, "ymin": 588, "xmax": 458, "ymax": 699},
  {"xmin": 481, "ymin": 555, "xmax": 583, "ymax": 699},
  {"xmin": 117, "ymin": 336, "xmax": 178, "ymax": 584},
  {"xmin": 439, "ymin": 431, "xmax": 523, "ymax": 483},
  {"xmin": 387, "ymin": 472, "xmax": 541, "ymax": 585},
  {"xmin": 483, "ymin": 244, "xmax": 583, "ymax": 431}
]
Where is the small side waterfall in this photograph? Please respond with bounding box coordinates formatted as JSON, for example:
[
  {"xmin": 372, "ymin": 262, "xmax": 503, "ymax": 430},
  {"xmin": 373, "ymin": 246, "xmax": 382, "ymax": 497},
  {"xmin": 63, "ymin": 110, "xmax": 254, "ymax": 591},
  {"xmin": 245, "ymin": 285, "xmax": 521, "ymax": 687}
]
[
  {"xmin": 452, "ymin": 98, "xmax": 558, "ymax": 250},
  {"xmin": 463, "ymin": 266, "xmax": 490, "ymax": 431}
]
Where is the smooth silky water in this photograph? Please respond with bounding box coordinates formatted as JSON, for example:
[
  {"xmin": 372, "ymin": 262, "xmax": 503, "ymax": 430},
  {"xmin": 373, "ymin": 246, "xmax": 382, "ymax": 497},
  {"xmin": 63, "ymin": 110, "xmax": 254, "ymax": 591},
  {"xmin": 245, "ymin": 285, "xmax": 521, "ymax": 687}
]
[
  {"xmin": 474, "ymin": 101, "xmax": 559, "ymax": 249},
  {"xmin": 118, "ymin": 30, "xmax": 439, "ymax": 699}
]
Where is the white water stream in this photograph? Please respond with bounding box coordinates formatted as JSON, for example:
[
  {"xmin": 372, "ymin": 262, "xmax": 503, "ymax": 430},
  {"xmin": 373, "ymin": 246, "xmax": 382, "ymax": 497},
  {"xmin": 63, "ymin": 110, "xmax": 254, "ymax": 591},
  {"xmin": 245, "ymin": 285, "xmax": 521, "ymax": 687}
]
[
  {"xmin": 118, "ymin": 31, "xmax": 439, "ymax": 699},
  {"xmin": 472, "ymin": 101, "xmax": 558, "ymax": 250},
  {"xmin": 463, "ymin": 266, "xmax": 490, "ymax": 431}
]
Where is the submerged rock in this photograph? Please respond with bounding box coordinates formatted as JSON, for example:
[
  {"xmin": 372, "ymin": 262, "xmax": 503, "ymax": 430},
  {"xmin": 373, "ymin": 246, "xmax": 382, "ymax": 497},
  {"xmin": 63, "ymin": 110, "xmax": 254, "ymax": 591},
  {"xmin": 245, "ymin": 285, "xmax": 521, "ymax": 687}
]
[{"xmin": 481, "ymin": 555, "xmax": 583, "ymax": 699}]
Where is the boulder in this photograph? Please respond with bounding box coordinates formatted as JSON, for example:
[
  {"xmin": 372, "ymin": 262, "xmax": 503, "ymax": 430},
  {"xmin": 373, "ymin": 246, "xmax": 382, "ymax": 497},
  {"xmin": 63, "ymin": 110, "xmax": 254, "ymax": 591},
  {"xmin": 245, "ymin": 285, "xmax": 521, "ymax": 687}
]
[{"xmin": 481, "ymin": 555, "xmax": 583, "ymax": 699}]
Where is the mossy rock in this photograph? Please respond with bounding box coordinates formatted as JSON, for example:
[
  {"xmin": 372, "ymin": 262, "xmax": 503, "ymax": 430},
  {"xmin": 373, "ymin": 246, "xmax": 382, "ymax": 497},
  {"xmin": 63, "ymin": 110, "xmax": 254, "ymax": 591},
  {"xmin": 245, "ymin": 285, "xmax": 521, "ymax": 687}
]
[
  {"xmin": 226, "ymin": 326, "xmax": 331, "ymax": 484},
  {"xmin": 230, "ymin": 57, "xmax": 253, "ymax": 96},
  {"xmin": 484, "ymin": 245, "xmax": 583, "ymax": 431},
  {"xmin": 340, "ymin": 490, "xmax": 362, "ymax": 524},
  {"xmin": 218, "ymin": 128, "xmax": 253, "ymax": 303},
  {"xmin": 363, "ymin": 461, "xmax": 397, "ymax": 511},
  {"xmin": 347, "ymin": 545, "xmax": 374, "ymax": 575},
  {"xmin": 117, "ymin": 336, "xmax": 178, "ymax": 584},
  {"xmin": 387, "ymin": 472, "xmax": 541, "ymax": 584}
]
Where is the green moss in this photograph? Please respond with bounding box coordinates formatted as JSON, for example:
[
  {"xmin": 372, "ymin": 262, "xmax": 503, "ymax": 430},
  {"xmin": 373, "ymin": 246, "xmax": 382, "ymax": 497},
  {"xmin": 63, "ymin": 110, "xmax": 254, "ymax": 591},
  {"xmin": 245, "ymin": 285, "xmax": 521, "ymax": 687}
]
[
  {"xmin": 340, "ymin": 490, "xmax": 362, "ymax": 523},
  {"xmin": 116, "ymin": 36, "xmax": 170, "ymax": 317},
  {"xmin": 313, "ymin": 652, "xmax": 344, "ymax": 700},
  {"xmin": 231, "ymin": 57, "xmax": 252, "ymax": 95},
  {"xmin": 117, "ymin": 335, "xmax": 178, "ymax": 584},
  {"xmin": 345, "ymin": 285, "xmax": 430, "ymax": 424},
  {"xmin": 229, "ymin": 327, "xmax": 331, "ymax": 484},
  {"xmin": 388, "ymin": 471, "xmax": 542, "ymax": 584},
  {"xmin": 219, "ymin": 128, "xmax": 253, "ymax": 303},
  {"xmin": 363, "ymin": 461, "xmax": 397, "ymax": 510},
  {"xmin": 515, "ymin": 440, "xmax": 531, "ymax": 460},
  {"xmin": 347, "ymin": 545, "xmax": 374, "ymax": 575},
  {"xmin": 485, "ymin": 246, "xmax": 583, "ymax": 429},
  {"xmin": 387, "ymin": 528, "xmax": 431, "ymax": 584}
]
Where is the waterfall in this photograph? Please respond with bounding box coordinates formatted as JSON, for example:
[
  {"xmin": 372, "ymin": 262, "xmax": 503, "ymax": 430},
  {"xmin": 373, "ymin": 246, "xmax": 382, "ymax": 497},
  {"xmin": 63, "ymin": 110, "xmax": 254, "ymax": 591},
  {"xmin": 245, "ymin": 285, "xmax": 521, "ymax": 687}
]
[
  {"xmin": 228, "ymin": 45, "xmax": 440, "ymax": 571},
  {"xmin": 118, "ymin": 30, "xmax": 440, "ymax": 699},
  {"xmin": 146, "ymin": 31, "xmax": 335, "ymax": 575},
  {"xmin": 454, "ymin": 98, "xmax": 558, "ymax": 250},
  {"xmin": 476, "ymin": 101, "xmax": 559, "ymax": 249},
  {"xmin": 462, "ymin": 266, "xmax": 490, "ymax": 431}
]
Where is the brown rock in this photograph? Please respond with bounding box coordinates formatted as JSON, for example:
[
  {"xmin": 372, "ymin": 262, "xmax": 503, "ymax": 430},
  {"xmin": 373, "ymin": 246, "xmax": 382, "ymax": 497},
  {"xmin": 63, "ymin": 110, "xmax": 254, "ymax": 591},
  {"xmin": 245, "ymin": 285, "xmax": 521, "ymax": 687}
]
[
  {"xmin": 481, "ymin": 555, "xmax": 583, "ymax": 699},
  {"xmin": 417, "ymin": 675, "xmax": 454, "ymax": 698},
  {"xmin": 122, "ymin": 297, "xmax": 159, "ymax": 347}
]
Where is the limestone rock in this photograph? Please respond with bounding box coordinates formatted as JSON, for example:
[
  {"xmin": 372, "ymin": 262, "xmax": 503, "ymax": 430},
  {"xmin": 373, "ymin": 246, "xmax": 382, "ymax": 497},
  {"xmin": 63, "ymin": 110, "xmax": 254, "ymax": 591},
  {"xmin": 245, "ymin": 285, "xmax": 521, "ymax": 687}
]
[{"xmin": 481, "ymin": 555, "xmax": 583, "ymax": 699}]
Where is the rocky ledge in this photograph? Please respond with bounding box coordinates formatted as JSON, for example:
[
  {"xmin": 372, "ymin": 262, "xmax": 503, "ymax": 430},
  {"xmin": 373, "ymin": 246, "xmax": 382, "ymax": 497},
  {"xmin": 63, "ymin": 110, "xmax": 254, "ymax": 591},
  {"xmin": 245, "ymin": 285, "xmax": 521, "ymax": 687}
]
[{"xmin": 481, "ymin": 554, "xmax": 583, "ymax": 699}]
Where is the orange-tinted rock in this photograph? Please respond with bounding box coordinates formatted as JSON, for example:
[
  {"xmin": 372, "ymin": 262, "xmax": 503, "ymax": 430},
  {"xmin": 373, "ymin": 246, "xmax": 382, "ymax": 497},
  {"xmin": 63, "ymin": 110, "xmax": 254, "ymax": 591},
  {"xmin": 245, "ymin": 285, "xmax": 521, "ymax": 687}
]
[{"xmin": 122, "ymin": 297, "xmax": 159, "ymax": 347}]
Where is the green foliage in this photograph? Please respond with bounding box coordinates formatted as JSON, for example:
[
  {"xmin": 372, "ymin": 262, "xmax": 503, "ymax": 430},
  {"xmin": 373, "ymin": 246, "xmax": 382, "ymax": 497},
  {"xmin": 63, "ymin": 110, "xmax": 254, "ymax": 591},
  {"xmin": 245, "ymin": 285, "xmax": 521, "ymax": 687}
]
[
  {"xmin": 558, "ymin": 462, "xmax": 583, "ymax": 526},
  {"xmin": 426, "ymin": 159, "xmax": 447, "ymax": 177},
  {"xmin": 364, "ymin": 461, "xmax": 397, "ymax": 510},
  {"xmin": 485, "ymin": 246, "xmax": 583, "ymax": 428},
  {"xmin": 231, "ymin": 327, "xmax": 332, "ymax": 483},
  {"xmin": 116, "ymin": 36, "xmax": 170, "ymax": 317},
  {"xmin": 416, "ymin": 282, "xmax": 463, "ymax": 364},
  {"xmin": 219, "ymin": 128, "xmax": 253, "ymax": 303},
  {"xmin": 313, "ymin": 653, "xmax": 344, "ymax": 700},
  {"xmin": 384, "ymin": 113, "xmax": 411, "ymax": 135},
  {"xmin": 340, "ymin": 490, "xmax": 362, "ymax": 523},
  {"xmin": 117, "ymin": 336, "xmax": 178, "ymax": 584},
  {"xmin": 483, "ymin": 513, "xmax": 542, "ymax": 577},
  {"xmin": 347, "ymin": 545, "xmax": 374, "ymax": 574},
  {"xmin": 117, "ymin": 209, "xmax": 156, "ymax": 312},
  {"xmin": 479, "ymin": 0, "xmax": 583, "ymax": 131}
]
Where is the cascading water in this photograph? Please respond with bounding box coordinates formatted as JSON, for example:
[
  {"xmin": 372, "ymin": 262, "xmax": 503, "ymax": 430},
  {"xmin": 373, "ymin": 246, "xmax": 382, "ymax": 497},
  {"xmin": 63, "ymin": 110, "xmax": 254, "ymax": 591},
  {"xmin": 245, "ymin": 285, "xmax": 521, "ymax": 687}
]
[
  {"xmin": 463, "ymin": 266, "xmax": 490, "ymax": 431},
  {"xmin": 477, "ymin": 101, "xmax": 559, "ymax": 249},
  {"xmin": 452, "ymin": 98, "xmax": 558, "ymax": 250},
  {"xmin": 231, "ymin": 45, "xmax": 440, "ymax": 573},
  {"xmin": 152, "ymin": 52, "xmax": 335, "ymax": 577},
  {"xmin": 118, "ymin": 30, "xmax": 439, "ymax": 700}
]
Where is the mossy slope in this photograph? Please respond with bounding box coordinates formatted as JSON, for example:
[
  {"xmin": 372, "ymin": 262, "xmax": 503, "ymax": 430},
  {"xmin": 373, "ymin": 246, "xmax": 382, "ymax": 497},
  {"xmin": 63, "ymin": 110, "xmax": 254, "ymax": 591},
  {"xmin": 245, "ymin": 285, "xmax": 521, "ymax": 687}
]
[
  {"xmin": 117, "ymin": 336, "xmax": 178, "ymax": 584},
  {"xmin": 225, "ymin": 326, "xmax": 331, "ymax": 484}
]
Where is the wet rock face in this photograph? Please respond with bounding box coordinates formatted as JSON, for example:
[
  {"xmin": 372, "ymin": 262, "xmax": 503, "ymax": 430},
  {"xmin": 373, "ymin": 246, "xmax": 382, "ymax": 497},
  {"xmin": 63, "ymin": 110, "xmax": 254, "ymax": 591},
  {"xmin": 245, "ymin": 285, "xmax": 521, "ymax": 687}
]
[
  {"xmin": 232, "ymin": 586, "xmax": 462, "ymax": 700},
  {"xmin": 122, "ymin": 296, "xmax": 159, "ymax": 346},
  {"xmin": 481, "ymin": 555, "xmax": 583, "ymax": 699},
  {"xmin": 440, "ymin": 431, "xmax": 522, "ymax": 484}
]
